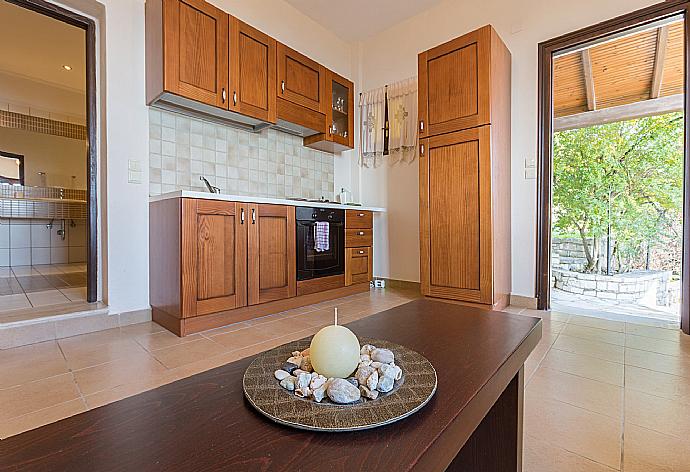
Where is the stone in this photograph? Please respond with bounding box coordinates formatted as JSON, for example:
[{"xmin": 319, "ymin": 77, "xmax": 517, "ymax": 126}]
[
  {"xmin": 274, "ymin": 370, "xmax": 291, "ymax": 381},
  {"xmin": 355, "ymin": 365, "xmax": 376, "ymax": 385},
  {"xmin": 371, "ymin": 348, "xmax": 394, "ymax": 364},
  {"xmin": 360, "ymin": 344, "xmax": 375, "ymax": 356},
  {"xmin": 300, "ymin": 356, "xmax": 314, "ymax": 372},
  {"xmin": 327, "ymin": 378, "xmax": 361, "ymax": 404},
  {"xmin": 360, "ymin": 385, "xmax": 379, "ymax": 400},
  {"xmin": 360, "ymin": 354, "xmax": 371, "ymax": 363},
  {"xmin": 295, "ymin": 387, "xmax": 311, "ymax": 398},
  {"xmin": 310, "ymin": 374, "xmax": 327, "ymax": 390},
  {"xmin": 366, "ymin": 370, "xmax": 379, "ymax": 391},
  {"xmin": 312, "ymin": 384, "xmax": 327, "ymax": 402},
  {"xmin": 281, "ymin": 362, "xmax": 299, "ymax": 374},
  {"xmin": 280, "ymin": 376, "xmax": 297, "ymax": 391},
  {"xmin": 292, "ymin": 351, "xmax": 302, "ymax": 357},
  {"xmin": 300, "ymin": 348, "xmax": 311, "ymax": 357},
  {"xmin": 287, "ymin": 356, "xmax": 303, "ymax": 367},
  {"xmin": 377, "ymin": 375, "xmax": 394, "ymax": 393},
  {"xmin": 296, "ymin": 372, "xmax": 312, "ymax": 391},
  {"xmin": 379, "ymin": 363, "xmax": 402, "ymax": 381},
  {"xmin": 345, "ymin": 377, "xmax": 359, "ymax": 387}
]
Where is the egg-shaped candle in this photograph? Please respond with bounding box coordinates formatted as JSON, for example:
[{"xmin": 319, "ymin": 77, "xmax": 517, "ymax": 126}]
[{"xmin": 310, "ymin": 324, "xmax": 360, "ymax": 379}]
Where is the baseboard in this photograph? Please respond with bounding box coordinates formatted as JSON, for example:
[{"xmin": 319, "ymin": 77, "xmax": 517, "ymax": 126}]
[
  {"xmin": 509, "ymin": 294, "xmax": 538, "ymax": 310},
  {"xmin": 381, "ymin": 278, "xmax": 421, "ymax": 291}
]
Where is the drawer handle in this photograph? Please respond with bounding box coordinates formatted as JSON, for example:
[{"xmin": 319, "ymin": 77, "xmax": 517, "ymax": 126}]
[
  {"xmin": 358, "ymin": 213, "xmax": 364, "ymax": 217},
  {"xmin": 359, "ymin": 250, "xmax": 365, "ymax": 254},
  {"xmin": 358, "ymin": 231, "xmax": 364, "ymax": 236}
]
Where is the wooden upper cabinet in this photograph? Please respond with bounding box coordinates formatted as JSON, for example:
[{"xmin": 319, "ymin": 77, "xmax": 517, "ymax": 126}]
[
  {"xmin": 419, "ymin": 126, "xmax": 493, "ymax": 304},
  {"xmin": 161, "ymin": 0, "xmax": 229, "ymax": 108},
  {"xmin": 277, "ymin": 43, "xmax": 326, "ymax": 113},
  {"xmin": 304, "ymin": 69, "xmax": 354, "ymax": 152},
  {"xmin": 247, "ymin": 204, "xmax": 296, "ymax": 305},
  {"xmin": 418, "ymin": 25, "xmax": 495, "ymax": 138},
  {"xmin": 181, "ymin": 199, "xmax": 247, "ymax": 317},
  {"xmin": 229, "ymin": 17, "xmax": 276, "ymax": 122}
]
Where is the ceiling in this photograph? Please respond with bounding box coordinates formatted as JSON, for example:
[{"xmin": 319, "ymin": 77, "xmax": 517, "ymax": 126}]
[
  {"xmin": 0, "ymin": 1, "xmax": 85, "ymax": 93},
  {"xmin": 553, "ymin": 20, "xmax": 683, "ymax": 118},
  {"xmin": 284, "ymin": 0, "xmax": 444, "ymax": 41}
]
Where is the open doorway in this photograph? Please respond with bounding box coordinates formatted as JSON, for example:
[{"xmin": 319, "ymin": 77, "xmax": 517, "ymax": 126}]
[
  {"xmin": 537, "ymin": 1, "xmax": 690, "ymax": 333},
  {"xmin": 0, "ymin": 0, "xmax": 97, "ymax": 322}
]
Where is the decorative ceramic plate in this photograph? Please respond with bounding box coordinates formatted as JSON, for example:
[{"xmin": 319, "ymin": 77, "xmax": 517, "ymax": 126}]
[{"xmin": 243, "ymin": 337, "xmax": 437, "ymax": 432}]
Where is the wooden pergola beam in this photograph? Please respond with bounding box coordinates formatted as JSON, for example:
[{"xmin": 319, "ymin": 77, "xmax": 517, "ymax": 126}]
[
  {"xmin": 650, "ymin": 25, "xmax": 669, "ymax": 99},
  {"xmin": 554, "ymin": 94, "xmax": 683, "ymax": 131},
  {"xmin": 581, "ymin": 49, "xmax": 596, "ymax": 111}
]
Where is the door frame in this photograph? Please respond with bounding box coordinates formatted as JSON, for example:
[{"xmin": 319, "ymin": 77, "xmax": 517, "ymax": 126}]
[
  {"xmin": 5, "ymin": 0, "xmax": 98, "ymax": 302},
  {"xmin": 536, "ymin": 0, "xmax": 690, "ymax": 333}
]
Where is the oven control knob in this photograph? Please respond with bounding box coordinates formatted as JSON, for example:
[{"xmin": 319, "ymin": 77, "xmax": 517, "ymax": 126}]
[
  {"xmin": 327, "ymin": 214, "xmax": 333, "ymax": 220},
  {"xmin": 312, "ymin": 213, "xmax": 317, "ymax": 219}
]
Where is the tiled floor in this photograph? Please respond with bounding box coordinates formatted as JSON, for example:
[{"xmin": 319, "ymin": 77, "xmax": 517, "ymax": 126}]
[
  {"xmin": 2, "ymin": 289, "xmax": 690, "ymax": 472},
  {"xmin": 0, "ymin": 264, "xmax": 87, "ymax": 321}
]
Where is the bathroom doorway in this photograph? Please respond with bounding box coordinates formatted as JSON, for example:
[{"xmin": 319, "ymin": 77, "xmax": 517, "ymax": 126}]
[{"xmin": 0, "ymin": 0, "xmax": 97, "ymax": 320}]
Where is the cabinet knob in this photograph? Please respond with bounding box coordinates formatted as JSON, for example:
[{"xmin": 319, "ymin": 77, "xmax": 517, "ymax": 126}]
[
  {"xmin": 420, "ymin": 144, "xmax": 425, "ymax": 156},
  {"xmin": 359, "ymin": 250, "xmax": 365, "ymax": 254},
  {"xmin": 233, "ymin": 91, "xmax": 237, "ymax": 106},
  {"xmin": 358, "ymin": 213, "xmax": 364, "ymax": 217},
  {"xmin": 221, "ymin": 88, "xmax": 226, "ymax": 103},
  {"xmin": 419, "ymin": 120, "xmax": 424, "ymax": 131},
  {"xmin": 281, "ymin": 80, "xmax": 285, "ymax": 93},
  {"xmin": 240, "ymin": 208, "xmax": 245, "ymax": 224},
  {"xmin": 251, "ymin": 208, "xmax": 256, "ymax": 224},
  {"xmin": 358, "ymin": 231, "xmax": 364, "ymax": 236}
]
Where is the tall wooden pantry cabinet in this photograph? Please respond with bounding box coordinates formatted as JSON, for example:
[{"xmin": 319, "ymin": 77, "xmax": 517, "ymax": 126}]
[{"xmin": 418, "ymin": 25, "xmax": 511, "ymax": 309}]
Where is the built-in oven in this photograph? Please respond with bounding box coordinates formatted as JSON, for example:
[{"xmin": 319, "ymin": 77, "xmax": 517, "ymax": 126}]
[{"xmin": 296, "ymin": 207, "xmax": 345, "ymax": 281}]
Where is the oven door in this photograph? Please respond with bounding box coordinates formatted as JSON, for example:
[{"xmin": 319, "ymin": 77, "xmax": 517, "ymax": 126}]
[{"xmin": 296, "ymin": 220, "xmax": 345, "ymax": 280}]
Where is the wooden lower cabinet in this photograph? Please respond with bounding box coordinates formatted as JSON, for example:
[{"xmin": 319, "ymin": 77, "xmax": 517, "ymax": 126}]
[
  {"xmin": 181, "ymin": 199, "xmax": 246, "ymax": 316},
  {"xmin": 345, "ymin": 247, "xmax": 372, "ymax": 286},
  {"xmin": 247, "ymin": 204, "xmax": 296, "ymax": 305}
]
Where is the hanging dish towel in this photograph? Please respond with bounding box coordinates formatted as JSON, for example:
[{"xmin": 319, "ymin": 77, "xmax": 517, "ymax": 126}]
[{"xmin": 314, "ymin": 222, "xmax": 330, "ymax": 252}]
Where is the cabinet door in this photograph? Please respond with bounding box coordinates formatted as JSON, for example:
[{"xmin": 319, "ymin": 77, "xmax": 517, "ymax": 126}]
[
  {"xmin": 229, "ymin": 17, "xmax": 276, "ymax": 122},
  {"xmin": 345, "ymin": 247, "xmax": 372, "ymax": 286},
  {"xmin": 419, "ymin": 126, "xmax": 492, "ymax": 303},
  {"xmin": 277, "ymin": 43, "xmax": 326, "ymax": 113},
  {"xmin": 163, "ymin": 0, "xmax": 229, "ymax": 108},
  {"xmin": 418, "ymin": 26, "xmax": 490, "ymax": 138},
  {"xmin": 326, "ymin": 69, "xmax": 354, "ymax": 149},
  {"xmin": 247, "ymin": 204, "xmax": 296, "ymax": 305},
  {"xmin": 181, "ymin": 199, "xmax": 247, "ymax": 317}
]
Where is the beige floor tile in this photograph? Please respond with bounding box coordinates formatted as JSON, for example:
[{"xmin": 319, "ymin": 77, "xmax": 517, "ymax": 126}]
[
  {"xmin": 623, "ymin": 423, "xmax": 690, "ymax": 472},
  {"xmin": 625, "ymin": 323, "xmax": 684, "ymax": 342},
  {"xmin": 208, "ymin": 325, "xmax": 281, "ymax": 350},
  {"xmin": 527, "ymin": 367, "xmax": 622, "ymax": 418},
  {"xmin": 0, "ymin": 373, "xmax": 81, "ymax": 422},
  {"xmin": 59, "ymin": 287, "xmax": 87, "ymax": 302},
  {"xmin": 524, "ymin": 395, "xmax": 621, "ymax": 469},
  {"xmin": 561, "ymin": 323, "xmax": 625, "ymax": 346},
  {"xmin": 542, "ymin": 320, "xmax": 566, "ymax": 335},
  {"xmin": 523, "ymin": 434, "xmax": 618, "ymax": 472},
  {"xmin": 73, "ymin": 351, "xmax": 168, "ymax": 395},
  {"xmin": 502, "ymin": 306, "xmax": 525, "ymax": 315},
  {"xmin": 58, "ymin": 327, "xmax": 126, "ymax": 350},
  {"xmin": 625, "ymin": 388, "xmax": 690, "ymax": 440},
  {"xmin": 552, "ymin": 334, "xmax": 625, "ymax": 363},
  {"xmin": 542, "ymin": 349, "xmax": 624, "ymax": 386},
  {"xmin": 626, "ymin": 365, "xmax": 690, "ymax": 404},
  {"xmin": 150, "ymin": 337, "xmax": 227, "ymax": 369},
  {"xmin": 26, "ymin": 289, "xmax": 70, "ymax": 307},
  {"xmin": 544, "ymin": 311, "xmax": 572, "ymax": 323},
  {"xmin": 119, "ymin": 321, "xmax": 166, "ymax": 336},
  {"xmin": 200, "ymin": 320, "xmax": 251, "ymax": 336},
  {"xmin": 567, "ymin": 314, "xmax": 625, "ymax": 333},
  {"xmin": 0, "ymin": 398, "xmax": 86, "ymax": 439},
  {"xmin": 134, "ymin": 330, "xmax": 203, "ymax": 352},
  {"xmin": 625, "ymin": 347, "xmax": 690, "ymax": 378},
  {"xmin": 0, "ymin": 341, "xmax": 69, "ymax": 389},
  {"xmin": 0, "ymin": 293, "xmax": 32, "ymax": 312},
  {"xmin": 625, "ymin": 334, "xmax": 690, "ymax": 357},
  {"xmin": 59, "ymin": 336, "xmax": 148, "ymax": 370}
]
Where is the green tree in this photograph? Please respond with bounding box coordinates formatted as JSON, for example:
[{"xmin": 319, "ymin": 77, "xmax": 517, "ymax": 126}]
[{"xmin": 553, "ymin": 112, "xmax": 683, "ymax": 273}]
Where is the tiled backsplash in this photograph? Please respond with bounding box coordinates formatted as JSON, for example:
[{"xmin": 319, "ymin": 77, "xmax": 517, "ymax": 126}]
[
  {"xmin": 148, "ymin": 109, "xmax": 335, "ymax": 200},
  {"xmin": 0, "ymin": 218, "xmax": 87, "ymax": 267}
]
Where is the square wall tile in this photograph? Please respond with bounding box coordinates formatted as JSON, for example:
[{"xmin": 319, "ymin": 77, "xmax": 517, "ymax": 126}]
[
  {"xmin": 9, "ymin": 224, "xmax": 30, "ymax": 248},
  {"xmin": 31, "ymin": 247, "xmax": 51, "ymax": 265},
  {"xmin": 51, "ymin": 247, "xmax": 68, "ymax": 264},
  {"xmin": 30, "ymin": 224, "xmax": 51, "ymax": 248},
  {"xmin": 0, "ymin": 248, "xmax": 9, "ymax": 267},
  {"xmin": 10, "ymin": 247, "xmax": 30, "ymax": 266}
]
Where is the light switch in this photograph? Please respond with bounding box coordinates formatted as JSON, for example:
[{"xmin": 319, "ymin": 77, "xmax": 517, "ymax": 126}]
[
  {"xmin": 524, "ymin": 158, "xmax": 536, "ymax": 168},
  {"xmin": 128, "ymin": 170, "xmax": 142, "ymax": 184},
  {"xmin": 525, "ymin": 167, "xmax": 537, "ymax": 180},
  {"xmin": 128, "ymin": 159, "xmax": 141, "ymax": 172}
]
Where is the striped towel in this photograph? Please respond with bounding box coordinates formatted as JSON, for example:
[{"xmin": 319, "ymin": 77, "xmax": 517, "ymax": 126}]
[{"xmin": 314, "ymin": 222, "xmax": 330, "ymax": 252}]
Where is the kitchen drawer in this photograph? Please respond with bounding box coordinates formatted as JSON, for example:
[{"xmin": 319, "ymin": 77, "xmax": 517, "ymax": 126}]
[
  {"xmin": 345, "ymin": 210, "xmax": 373, "ymax": 229},
  {"xmin": 345, "ymin": 228, "xmax": 372, "ymax": 247},
  {"xmin": 346, "ymin": 247, "xmax": 372, "ymax": 286}
]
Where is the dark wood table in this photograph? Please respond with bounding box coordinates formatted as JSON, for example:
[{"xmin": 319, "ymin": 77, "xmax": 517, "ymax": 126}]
[{"xmin": 0, "ymin": 299, "xmax": 541, "ymax": 472}]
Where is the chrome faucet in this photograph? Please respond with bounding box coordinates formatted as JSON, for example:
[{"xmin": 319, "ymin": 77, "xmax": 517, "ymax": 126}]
[{"xmin": 200, "ymin": 176, "xmax": 220, "ymax": 194}]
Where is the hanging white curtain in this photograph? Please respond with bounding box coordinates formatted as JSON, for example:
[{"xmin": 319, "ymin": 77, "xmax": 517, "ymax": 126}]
[
  {"xmin": 387, "ymin": 77, "xmax": 418, "ymax": 164},
  {"xmin": 359, "ymin": 87, "xmax": 386, "ymax": 168}
]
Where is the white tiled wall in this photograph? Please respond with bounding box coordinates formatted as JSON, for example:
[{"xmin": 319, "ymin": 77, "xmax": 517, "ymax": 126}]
[
  {"xmin": 148, "ymin": 109, "xmax": 335, "ymax": 200},
  {"xmin": 0, "ymin": 218, "xmax": 87, "ymax": 267}
]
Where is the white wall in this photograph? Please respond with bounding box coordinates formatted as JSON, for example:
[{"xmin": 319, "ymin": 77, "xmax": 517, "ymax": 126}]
[{"xmin": 353, "ymin": 0, "xmax": 659, "ymax": 294}]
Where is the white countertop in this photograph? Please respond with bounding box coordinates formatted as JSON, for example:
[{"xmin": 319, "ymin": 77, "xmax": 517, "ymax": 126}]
[{"xmin": 149, "ymin": 191, "xmax": 386, "ymax": 212}]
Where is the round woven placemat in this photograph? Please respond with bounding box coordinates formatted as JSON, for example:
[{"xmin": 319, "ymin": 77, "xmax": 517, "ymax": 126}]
[{"xmin": 243, "ymin": 337, "xmax": 437, "ymax": 432}]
